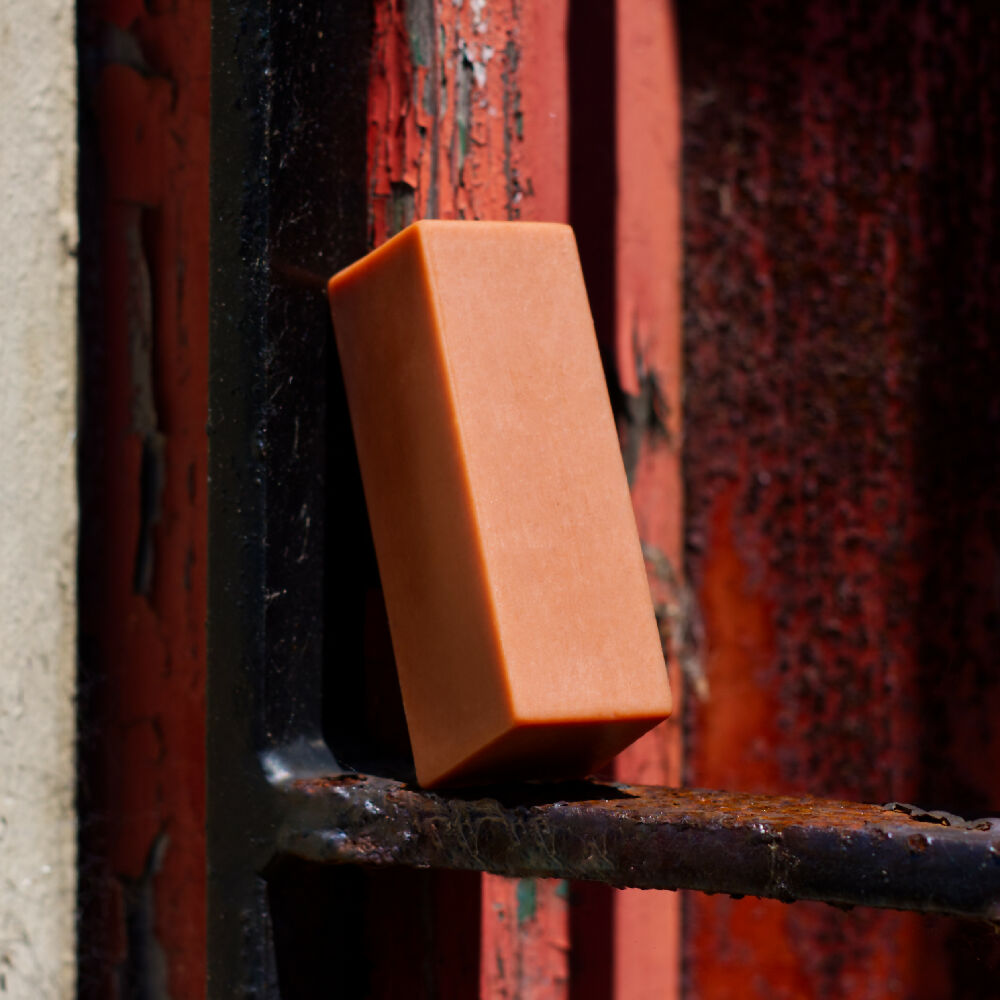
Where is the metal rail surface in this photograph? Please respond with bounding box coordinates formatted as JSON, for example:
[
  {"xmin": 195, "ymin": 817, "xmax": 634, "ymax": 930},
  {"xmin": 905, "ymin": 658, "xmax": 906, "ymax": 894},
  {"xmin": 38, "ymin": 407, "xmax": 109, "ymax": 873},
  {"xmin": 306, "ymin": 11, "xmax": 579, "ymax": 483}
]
[{"xmin": 276, "ymin": 773, "xmax": 1000, "ymax": 922}]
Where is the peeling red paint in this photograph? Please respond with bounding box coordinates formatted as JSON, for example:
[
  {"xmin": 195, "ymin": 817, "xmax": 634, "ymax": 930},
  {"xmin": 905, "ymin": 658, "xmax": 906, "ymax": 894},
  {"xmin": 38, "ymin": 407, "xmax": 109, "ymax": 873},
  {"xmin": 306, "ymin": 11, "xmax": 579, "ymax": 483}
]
[
  {"xmin": 481, "ymin": 878, "xmax": 569, "ymax": 999},
  {"xmin": 367, "ymin": 0, "xmax": 532, "ymax": 245},
  {"xmin": 80, "ymin": 1, "xmax": 208, "ymax": 996}
]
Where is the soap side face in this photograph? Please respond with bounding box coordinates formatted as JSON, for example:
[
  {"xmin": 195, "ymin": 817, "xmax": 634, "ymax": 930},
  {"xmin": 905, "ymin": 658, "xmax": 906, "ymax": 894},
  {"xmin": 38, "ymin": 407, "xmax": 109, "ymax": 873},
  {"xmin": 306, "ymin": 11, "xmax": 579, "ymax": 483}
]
[
  {"xmin": 328, "ymin": 227, "xmax": 515, "ymax": 786},
  {"xmin": 420, "ymin": 223, "xmax": 672, "ymax": 727},
  {"xmin": 329, "ymin": 221, "xmax": 671, "ymax": 788}
]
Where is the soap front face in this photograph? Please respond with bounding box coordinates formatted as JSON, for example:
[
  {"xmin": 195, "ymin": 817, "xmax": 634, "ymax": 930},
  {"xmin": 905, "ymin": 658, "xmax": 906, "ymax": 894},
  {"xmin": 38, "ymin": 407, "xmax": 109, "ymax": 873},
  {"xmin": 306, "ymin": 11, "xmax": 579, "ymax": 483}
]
[{"xmin": 328, "ymin": 221, "xmax": 671, "ymax": 787}]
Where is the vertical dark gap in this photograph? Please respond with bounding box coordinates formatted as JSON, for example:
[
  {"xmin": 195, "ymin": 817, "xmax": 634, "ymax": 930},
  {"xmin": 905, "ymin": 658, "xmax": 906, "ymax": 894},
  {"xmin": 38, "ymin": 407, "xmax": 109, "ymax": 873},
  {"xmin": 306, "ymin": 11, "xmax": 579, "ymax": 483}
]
[
  {"xmin": 911, "ymin": 0, "xmax": 1000, "ymax": 818},
  {"xmin": 567, "ymin": 3, "xmax": 617, "ymax": 998},
  {"xmin": 568, "ymin": 883, "xmax": 614, "ymax": 1000},
  {"xmin": 911, "ymin": 3, "xmax": 1000, "ymax": 994},
  {"xmin": 259, "ymin": 0, "xmax": 377, "ymax": 748},
  {"xmin": 76, "ymin": 0, "xmax": 108, "ymax": 989},
  {"xmin": 318, "ymin": 6, "xmax": 414, "ymax": 781},
  {"xmin": 569, "ymin": 0, "xmax": 621, "ymax": 417}
]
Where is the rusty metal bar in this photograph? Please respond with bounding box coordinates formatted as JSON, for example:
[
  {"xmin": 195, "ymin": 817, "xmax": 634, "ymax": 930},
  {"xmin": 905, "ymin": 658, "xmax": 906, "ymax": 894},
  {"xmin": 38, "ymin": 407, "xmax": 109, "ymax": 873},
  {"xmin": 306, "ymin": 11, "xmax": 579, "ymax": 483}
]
[{"xmin": 274, "ymin": 774, "xmax": 1000, "ymax": 922}]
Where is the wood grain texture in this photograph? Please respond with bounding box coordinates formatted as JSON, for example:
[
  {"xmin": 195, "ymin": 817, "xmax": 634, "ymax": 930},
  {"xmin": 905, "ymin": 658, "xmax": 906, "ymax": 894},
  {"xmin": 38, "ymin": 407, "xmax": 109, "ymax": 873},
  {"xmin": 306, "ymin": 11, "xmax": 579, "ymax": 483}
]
[{"xmin": 368, "ymin": 0, "xmax": 537, "ymax": 241}]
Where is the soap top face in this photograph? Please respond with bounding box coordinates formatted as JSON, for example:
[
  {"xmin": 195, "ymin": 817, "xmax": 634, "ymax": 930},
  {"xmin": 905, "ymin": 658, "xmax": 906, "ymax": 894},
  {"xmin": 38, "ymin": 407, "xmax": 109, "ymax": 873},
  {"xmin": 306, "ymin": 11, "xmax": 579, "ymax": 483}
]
[{"xmin": 329, "ymin": 221, "xmax": 671, "ymax": 786}]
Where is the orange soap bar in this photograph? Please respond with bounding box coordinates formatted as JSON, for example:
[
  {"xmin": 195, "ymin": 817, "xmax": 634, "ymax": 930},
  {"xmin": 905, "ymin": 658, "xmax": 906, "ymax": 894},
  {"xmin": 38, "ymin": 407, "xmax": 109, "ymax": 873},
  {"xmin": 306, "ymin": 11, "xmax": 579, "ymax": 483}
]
[{"xmin": 327, "ymin": 221, "xmax": 671, "ymax": 788}]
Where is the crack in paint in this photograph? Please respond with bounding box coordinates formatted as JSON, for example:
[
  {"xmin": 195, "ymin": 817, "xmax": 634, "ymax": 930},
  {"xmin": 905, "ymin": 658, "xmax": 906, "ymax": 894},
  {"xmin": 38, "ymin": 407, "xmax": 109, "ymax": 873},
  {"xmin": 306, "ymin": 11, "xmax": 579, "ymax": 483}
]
[{"xmin": 118, "ymin": 829, "xmax": 171, "ymax": 1000}]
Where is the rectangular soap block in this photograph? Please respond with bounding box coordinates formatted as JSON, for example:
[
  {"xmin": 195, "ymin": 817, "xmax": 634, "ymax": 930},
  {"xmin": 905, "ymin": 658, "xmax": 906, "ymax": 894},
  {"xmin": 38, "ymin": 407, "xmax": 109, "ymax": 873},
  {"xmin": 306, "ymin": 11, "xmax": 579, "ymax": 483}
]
[{"xmin": 328, "ymin": 221, "xmax": 671, "ymax": 788}]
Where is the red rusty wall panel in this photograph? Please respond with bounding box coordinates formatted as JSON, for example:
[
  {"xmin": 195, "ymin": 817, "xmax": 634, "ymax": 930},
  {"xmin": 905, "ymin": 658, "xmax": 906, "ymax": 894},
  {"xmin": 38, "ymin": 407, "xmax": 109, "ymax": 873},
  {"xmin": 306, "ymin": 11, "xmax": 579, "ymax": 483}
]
[
  {"xmin": 681, "ymin": 1, "xmax": 1000, "ymax": 996},
  {"xmin": 79, "ymin": 0, "xmax": 209, "ymax": 996}
]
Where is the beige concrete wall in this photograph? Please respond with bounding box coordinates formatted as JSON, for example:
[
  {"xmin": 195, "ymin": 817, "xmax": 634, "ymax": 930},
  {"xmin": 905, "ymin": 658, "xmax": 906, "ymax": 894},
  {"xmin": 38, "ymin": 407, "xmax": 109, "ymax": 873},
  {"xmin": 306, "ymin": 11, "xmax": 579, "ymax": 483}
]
[{"xmin": 0, "ymin": 0, "xmax": 78, "ymax": 996}]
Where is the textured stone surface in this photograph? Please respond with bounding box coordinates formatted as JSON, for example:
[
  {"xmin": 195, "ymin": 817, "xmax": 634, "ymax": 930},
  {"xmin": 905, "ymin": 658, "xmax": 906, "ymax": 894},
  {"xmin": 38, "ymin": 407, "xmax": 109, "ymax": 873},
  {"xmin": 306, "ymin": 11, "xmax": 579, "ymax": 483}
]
[{"xmin": 0, "ymin": 0, "xmax": 77, "ymax": 995}]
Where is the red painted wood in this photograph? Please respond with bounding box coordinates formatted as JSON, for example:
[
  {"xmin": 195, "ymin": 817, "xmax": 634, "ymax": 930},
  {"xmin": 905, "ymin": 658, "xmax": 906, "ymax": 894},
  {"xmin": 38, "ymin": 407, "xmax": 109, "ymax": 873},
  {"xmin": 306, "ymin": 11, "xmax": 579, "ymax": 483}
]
[
  {"xmin": 681, "ymin": 1, "xmax": 1000, "ymax": 996},
  {"xmin": 481, "ymin": 879, "xmax": 569, "ymax": 999},
  {"xmin": 611, "ymin": 1, "xmax": 684, "ymax": 998},
  {"xmin": 367, "ymin": 0, "xmax": 539, "ymax": 240},
  {"xmin": 79, "ymin": 0, "xmax": 209, "ymax": 996},
  {"xmin": 479, "ymin": 5, "xmax": 576, "ymax": 992}
]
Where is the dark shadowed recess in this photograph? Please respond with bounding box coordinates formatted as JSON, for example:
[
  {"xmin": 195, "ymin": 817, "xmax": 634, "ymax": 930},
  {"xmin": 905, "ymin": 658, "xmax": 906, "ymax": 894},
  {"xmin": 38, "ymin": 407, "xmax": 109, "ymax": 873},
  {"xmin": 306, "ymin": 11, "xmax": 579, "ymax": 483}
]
[
  {"xmin": 208, "ymin": 0, "xmax": 433, "ymax": 994},
  {"xmin": 268, "ymin": 860, "xmax": 481, "ymax": 1000},
  {"xmin": 680, "ymin": 0, "xmax": 1000, "ymax": 997},
  {"xmin": 567, "ymin": 3, "xmax": 618, "ymax": 1000},
  {"xmin": 76, "ymin": 2, "xmax": 109, "ymax": 992}
]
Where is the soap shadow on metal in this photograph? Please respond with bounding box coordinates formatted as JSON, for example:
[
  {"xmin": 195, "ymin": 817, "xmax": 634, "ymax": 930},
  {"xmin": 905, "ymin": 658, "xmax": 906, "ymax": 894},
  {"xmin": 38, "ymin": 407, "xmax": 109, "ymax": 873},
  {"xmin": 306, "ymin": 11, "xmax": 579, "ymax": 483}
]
[{"xmin": 428, "ymin": 778, "xmax": 636, "ymax": 809}]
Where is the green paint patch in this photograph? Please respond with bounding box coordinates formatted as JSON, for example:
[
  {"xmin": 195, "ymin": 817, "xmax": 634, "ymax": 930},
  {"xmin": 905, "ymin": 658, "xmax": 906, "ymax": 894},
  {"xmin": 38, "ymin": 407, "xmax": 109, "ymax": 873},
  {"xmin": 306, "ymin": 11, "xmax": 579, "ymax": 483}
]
[
  {"xmin": 405, "ymin": 0, "xmax": 433, "ymax": 67},
  {"xmin": 516, "ymin": 878, "xmax": 537, "ymax": 927},
  {"xmin": 555, "ymin": 880, "xmax": 569, "ymax": 900},
  {"xmin": 388, "ymin": 181, "xmax": 416, "ymax": 237},
  {"xmin": 409, "ymin": 31, "xmax": 427, "ymax": 67}
]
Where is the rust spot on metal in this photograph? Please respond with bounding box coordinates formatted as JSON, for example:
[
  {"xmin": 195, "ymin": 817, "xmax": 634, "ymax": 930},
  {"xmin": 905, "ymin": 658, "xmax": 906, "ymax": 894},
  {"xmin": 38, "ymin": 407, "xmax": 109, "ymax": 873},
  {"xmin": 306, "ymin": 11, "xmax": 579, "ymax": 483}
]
[
  {"xmin": 885, "ymin": 802, "xmax": 1000, "ymax": 832},
  {"xmin": 293, "ymin": 773, "xmax": 366, "ymax": 789}
]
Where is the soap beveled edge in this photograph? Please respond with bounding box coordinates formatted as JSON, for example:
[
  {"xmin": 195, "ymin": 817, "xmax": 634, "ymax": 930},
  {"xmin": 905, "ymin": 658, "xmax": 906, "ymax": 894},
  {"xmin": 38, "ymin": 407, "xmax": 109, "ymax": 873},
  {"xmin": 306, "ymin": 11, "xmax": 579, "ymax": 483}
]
[
  {"xmin": 406, "ymin": 223, "xmax": 523, "ymax": 772},
  {"xmin": 327, "ymin": 220, "xmax": 577, "ymax": 297},
  {"xmin": 421, "ymin": 712, "xmax": 670, "ymax": 789}
]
